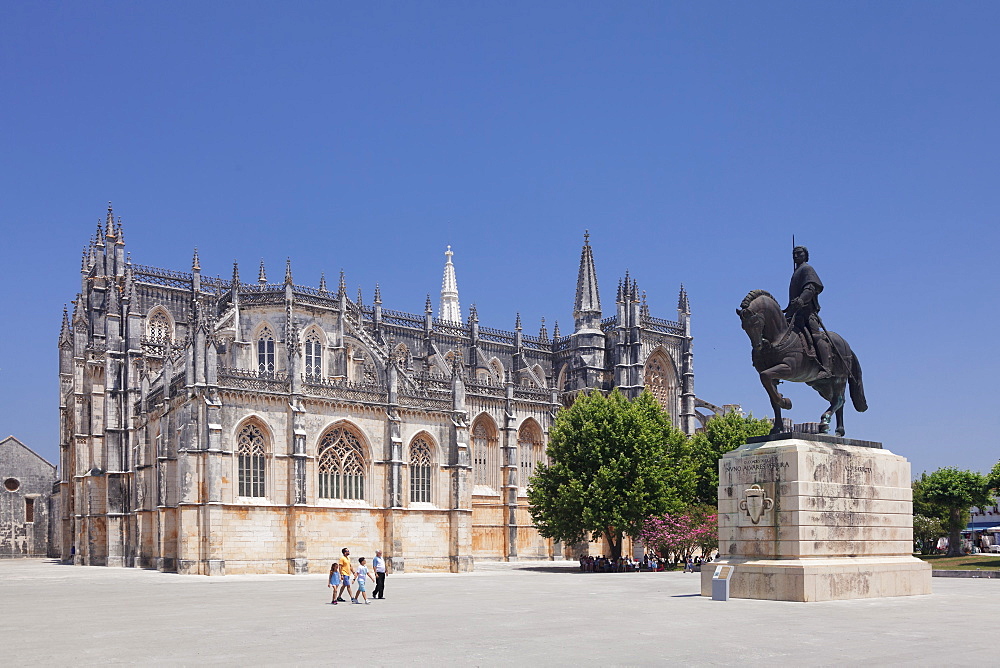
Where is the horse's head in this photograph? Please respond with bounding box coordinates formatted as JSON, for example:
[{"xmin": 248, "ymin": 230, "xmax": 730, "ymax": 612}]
[
  {"xmin": 738, "ymin": 290, "xmax": 779, "ymax": 350},
  {"xmin": 737, "ymin": 305, "xmax": 764, "ymax": 348}
]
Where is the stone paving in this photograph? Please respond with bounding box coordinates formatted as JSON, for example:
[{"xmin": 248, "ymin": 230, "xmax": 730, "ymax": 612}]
[{"xmin": 2, "ymin": 558, "xmax": 997, "ymax": 665}]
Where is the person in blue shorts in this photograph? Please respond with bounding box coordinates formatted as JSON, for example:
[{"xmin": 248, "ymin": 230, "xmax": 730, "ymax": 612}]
[
  {"xmin": 354, "ymin": 557, "xmax": 373, "ymax": 604},
  {"xmin": 335, "ymin": 547, "xmax": 357, "ymax": 603}
]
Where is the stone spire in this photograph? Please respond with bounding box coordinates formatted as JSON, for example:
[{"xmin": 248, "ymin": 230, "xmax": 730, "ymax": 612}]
[
  {"xmin": 105, "ymin": 203, "xmax": 117, "ymax": 241},
  {"xmin": 115, "ymin": 217, "xmax": 125, "ymax": 245},
  {"xmin": 318, "ymin": 272, "xmax": 328, "ymax": 294},
  {"xmin": 573, "ymin": 230, "xmax": 601, "ymax": 331},
  {"xmin": 539, "ymin": 317, "xmax": 548, "ymax": 341},
  {"xmin": 258, "ymin": 259, "xmax": 267, "ymax": 284},
  {"xmin": 232, "ymin": 261, "xmax": 240, "ymax": 287},
  {"xmin": 59, "ymin": 305, "xmax": 72, "ymax": 346},
  {"xmin": 373, "ymin": 283, "xmax": 382, "ymax": 304},
  {"xmin": 439, "ymin": 245, "xmax": 462, "ymax": 324},
  {"xmin": 338, "ymin": 270, "xmax": 346, "ymax": 295},
  {"xmin": 552, "ymin": 320, "xmax": 560, "ymax": 340},
  {"xmin": 192, "ymin": 248, "xmax": 201, "ymax": 272},
  {"xmin": 678, "ymin": 284, "xmax": 690, "ymax": 315},
  {"xmin": 284, "ymin": 258, "xmax": 293, "ymax": 285},
  {"xmin": 425, "ymin": 294, "xmax": 433, "ymax": 315}
]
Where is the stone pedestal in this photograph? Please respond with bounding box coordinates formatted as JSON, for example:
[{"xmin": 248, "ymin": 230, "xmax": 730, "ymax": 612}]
[{"xmin": 700, "ymin": 435, "xmax": 931, "ymax": 602}]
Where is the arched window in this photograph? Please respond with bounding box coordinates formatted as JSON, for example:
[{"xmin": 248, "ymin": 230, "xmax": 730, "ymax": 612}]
[
  {"xmin": 257, "ymin": 326, "xmax": 275, "ymax": 375},
  {"xmin": 556, "ymin": 364, "xmax": 569, "ymax": 392},
  {"xmin": 304, "ymin": 330, "xmax": 322, "ymax": 378},
  {"xmin": 644, "ymin": 349, "xmax": 678, "ymax": 420},
  {"xmin": 318, "ymin": 426, "xmax": 367, "ymax": 500},
  {"xmin": 236, "ymin": 422, "xmax": 267, "ymax": 497},
  {"xmin": 532, "ymin": 364, "xmax": 547, "ymax": 388},
  {"xmin": 517, "ymin": 420, "xmax": 544, "ymax": 486},
  {"xmin": 148, "ymin": 308, "xmax": 172, "ymax": 343},
  {"xmin": 471, "ymin": 416, "xmax": 500, "ymax": 491},
  {"xmin": 409, "ymin": 437, "xmax": 433, "ymax": 503},
  {"xmin": 488, "ymin": 358, "xmax": 505, "ymax": 384}
]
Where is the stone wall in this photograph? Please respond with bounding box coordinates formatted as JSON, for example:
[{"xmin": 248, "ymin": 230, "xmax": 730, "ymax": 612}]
[{"xmin": 1, "ymin": 437, "xmax": 57, "ymax": 558}]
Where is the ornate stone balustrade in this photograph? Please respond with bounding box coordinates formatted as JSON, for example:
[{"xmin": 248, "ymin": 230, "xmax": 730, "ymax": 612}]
[{"xmin": 217, "ymin": 367, "xmax": 290, "ymax": 393}]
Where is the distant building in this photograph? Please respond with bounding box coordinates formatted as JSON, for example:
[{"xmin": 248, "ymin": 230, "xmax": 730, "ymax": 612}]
[
  {"xmin": 1, "ymin": 436, "xmax": 57, "ymax": 558},
  {"xmin": 57, "ymin": 205, "xmax": 717, "ymax": 575}
]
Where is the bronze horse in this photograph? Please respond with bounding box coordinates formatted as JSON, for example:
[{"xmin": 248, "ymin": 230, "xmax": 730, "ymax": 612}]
[{"xmin": 737, "ymin": 290, "xmax": 867, "ymax": 436}]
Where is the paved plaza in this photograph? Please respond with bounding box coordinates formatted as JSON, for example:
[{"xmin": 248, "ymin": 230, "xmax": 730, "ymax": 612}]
[{"xmin": 2, "ymin": 559, "xmax": 997, "ymax": 665}]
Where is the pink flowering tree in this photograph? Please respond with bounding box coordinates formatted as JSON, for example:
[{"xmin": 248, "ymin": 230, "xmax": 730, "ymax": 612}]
[{"xmin": 640, "ymin": 506, "xmax": 718, "ymax": 566}]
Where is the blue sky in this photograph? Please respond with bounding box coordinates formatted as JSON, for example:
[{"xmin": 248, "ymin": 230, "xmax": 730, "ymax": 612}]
[{"xmin": 2, "ymin": 2, "xmax": 997, "ymax": 476}]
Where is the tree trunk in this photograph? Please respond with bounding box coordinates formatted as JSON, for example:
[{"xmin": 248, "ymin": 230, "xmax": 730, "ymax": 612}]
[
  {"xmin": 604, "ymin": 530, "xmax": 623, "ymax": 560},
  {"xmin": 946, "ymin": 508, "xmax": 964, "ymax": 557}
]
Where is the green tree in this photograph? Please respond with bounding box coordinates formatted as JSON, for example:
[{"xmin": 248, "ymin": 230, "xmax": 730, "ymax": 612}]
[
  {"xmin": 921, "ymin": 467, "xmax": 993, "ymax": 557},
  {"xmin": 689, "ymin": 411, "xmax": 771, "ymax": 505},
  {"xmin": 989, "ymin": 460, "xmax": 1000, "ymax": 494},
  {"xmin": 527, "ymin": 389, "xmax": 692, "ymax": 559},
  {"xmin": 912, "ymin": 514, "xmax": 945, "ymax": 555},
  {"xmin": 911, "ymin": 473, "xmax": 948, "ymax": 522}
]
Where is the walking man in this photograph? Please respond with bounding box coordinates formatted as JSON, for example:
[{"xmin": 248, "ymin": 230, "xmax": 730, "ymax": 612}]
[
  {"xmin": 372, "ymin": 549, "xmax": 387, "ymax": 599},
  {"xmin": 335, "ymin": 547, "xmax": 357, "ymax": 603}
]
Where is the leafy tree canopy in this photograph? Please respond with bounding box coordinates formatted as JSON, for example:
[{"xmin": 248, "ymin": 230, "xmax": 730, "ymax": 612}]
[
  {"xmin": 989, "ymin": 460, "xmax": 1000, "ymax": 494},
  {"xmin": 921, "ymin": 467, "xmax": 993, "ymax": 557},
  {"xmin": 527, "ymin": 389, "xmax": 691, "ymax": 559}
]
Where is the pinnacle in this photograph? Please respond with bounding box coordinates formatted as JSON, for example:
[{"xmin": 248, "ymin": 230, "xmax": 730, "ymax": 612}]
[
  {"xmin": 573, "ymin": 231, "xmax": 601, "ymax": 317},
  {"xmin": 258, "ymin": 259, "xmax": 267, "ymax": 284}
]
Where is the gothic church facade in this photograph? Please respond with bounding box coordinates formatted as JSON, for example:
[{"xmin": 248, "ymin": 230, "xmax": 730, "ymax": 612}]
[{"xmin": 57, "ymin": 206, "xmax": 696, "ymax": 575}]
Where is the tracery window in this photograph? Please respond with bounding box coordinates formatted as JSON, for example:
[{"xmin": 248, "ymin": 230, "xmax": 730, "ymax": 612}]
[
  {"xmin": 318, "ymin": 426, "xmax": 366, "ymax": 500},
  {"xmin": 304, "ymin": 330, "xmax": 322, "ymax": 378},
  {"xmin": 392, "ymin": 343, "xmax": 411, "ymax": 368},
  {"xmin": 148, "ymin": 308, "xmax": 172, "ymax": 343},
  {"xmin": 257, "ymin": 327, "xmax": 275, "ymax": 375},
  {"xmin": 517, "ymin": 420, "xmax": 544, "ymax": 486},
  {"xmin": 472, "ymin": 418, "xmax": 500, "ymax": 491},
  {"xmin": 644, "ymin": 350, "xmax": 678, "ymax": 418},
  {"xmin": 409, "ymin": 437, "xmax": 433, "ymax": 503},
  {"xmin": 236, "ymin": 422, "xmax": 266, "ymax": 497}
]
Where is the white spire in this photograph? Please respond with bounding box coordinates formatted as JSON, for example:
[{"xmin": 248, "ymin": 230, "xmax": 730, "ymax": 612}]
[{"xmin": 439, "ymin": 245, "xmax": 462, "ymax": 324}]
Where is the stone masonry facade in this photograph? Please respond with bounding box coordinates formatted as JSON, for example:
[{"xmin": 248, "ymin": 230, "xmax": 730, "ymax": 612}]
[
  {"xmin": 1, "ymin": 436, "xmax": 57, "ymax": 558},
  {"xmin": 56, "ymin": 205, "xmax": 703, "ymax": 575}
]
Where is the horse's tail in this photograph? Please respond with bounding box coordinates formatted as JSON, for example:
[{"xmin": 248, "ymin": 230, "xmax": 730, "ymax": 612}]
[{"xmin": 849, "ymin": 352, "xmax": 868, "ymax": 413}]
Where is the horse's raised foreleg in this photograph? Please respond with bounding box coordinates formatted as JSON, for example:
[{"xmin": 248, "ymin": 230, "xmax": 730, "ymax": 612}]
[{"xmin": 760, "ymin": 364, "xmax": 793, "ymax": 434}]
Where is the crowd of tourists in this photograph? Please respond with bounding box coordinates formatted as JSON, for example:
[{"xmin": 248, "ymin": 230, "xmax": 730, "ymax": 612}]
[{"xmin": 578, "ymin": 553, "xmax": 713, "ymax": 573}]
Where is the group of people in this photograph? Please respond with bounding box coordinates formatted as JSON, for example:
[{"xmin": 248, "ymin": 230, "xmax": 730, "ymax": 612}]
[
  {"xmin": 578, "ymin": 555, "xmax": 645, "ymax": 572},
  {"xmin": 328, "ymin": 547, "xmax": 387, "ymax": 605},
  {"xmin": 578, "ymin": 553, "xmax": 714, "ymax": 573}
]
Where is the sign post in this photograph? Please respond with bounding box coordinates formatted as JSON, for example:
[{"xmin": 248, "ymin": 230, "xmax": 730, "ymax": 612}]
[{"xmin": 711, "ymin": 564, "xmax": 734, "ymax": 601}]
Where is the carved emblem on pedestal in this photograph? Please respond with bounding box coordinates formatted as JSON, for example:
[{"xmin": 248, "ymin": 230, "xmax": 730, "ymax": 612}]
[{"xmin": 739, "ymin": 484, "xmax": 774, "ymax": 524}]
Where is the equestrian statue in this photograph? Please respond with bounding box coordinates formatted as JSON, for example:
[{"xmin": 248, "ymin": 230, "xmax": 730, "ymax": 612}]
[{"xmin": 737, "ymin": 246, "xmax": 867, "ymax": 436}]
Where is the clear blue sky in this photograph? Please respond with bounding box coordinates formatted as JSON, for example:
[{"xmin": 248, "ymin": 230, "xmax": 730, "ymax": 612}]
[{"xmin": 2, "ymin": 2, "xmax": 997, "ymax": 476}]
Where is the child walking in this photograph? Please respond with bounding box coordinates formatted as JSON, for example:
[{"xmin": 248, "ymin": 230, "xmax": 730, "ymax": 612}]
[
  {"xmin": 328, "ymin": 561, "xmax": 341, "ymax": 604},
  {"xmin": 354, "ymin": 557, "xmax": 373, "ymax": 604}
]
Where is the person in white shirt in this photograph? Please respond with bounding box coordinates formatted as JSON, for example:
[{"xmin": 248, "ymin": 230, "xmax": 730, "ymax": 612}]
[{"xmin": 372, "ymin": 550, "xmax": 387, "ymax": 599}]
